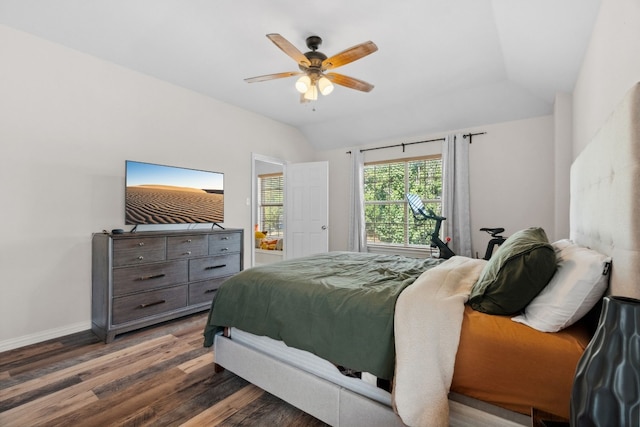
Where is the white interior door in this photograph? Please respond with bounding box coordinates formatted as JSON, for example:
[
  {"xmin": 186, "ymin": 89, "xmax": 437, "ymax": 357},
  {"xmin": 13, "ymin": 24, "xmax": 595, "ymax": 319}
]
[{"xmin": 285, "ymin": 161, "xmax": 329, "ymax": 259}]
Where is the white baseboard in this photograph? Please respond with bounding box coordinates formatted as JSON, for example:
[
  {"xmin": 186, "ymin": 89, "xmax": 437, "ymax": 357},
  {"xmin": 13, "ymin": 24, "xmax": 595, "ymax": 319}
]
[{"xmin": 0, "ymin": 321, "xmax": 91, "ymax": 353}]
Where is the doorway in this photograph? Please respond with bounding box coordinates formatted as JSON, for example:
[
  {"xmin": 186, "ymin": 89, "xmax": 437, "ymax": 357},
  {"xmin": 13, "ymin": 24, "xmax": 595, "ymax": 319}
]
[{"xmin": 251, "ymin": 153, "xmax": 285, "ymax": 267}]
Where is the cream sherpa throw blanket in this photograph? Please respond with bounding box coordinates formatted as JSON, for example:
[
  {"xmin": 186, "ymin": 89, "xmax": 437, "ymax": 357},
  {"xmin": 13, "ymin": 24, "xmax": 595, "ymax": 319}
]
[{"xmin": 392, "ymin": 256, "xmax": 487, "ymax": 427}]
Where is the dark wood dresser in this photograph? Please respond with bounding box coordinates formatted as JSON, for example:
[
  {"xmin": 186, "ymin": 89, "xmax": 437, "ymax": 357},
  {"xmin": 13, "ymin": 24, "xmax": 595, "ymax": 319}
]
[{"xmin": 92, "ymin": 228, "xmax": 243, "ymax": 343}]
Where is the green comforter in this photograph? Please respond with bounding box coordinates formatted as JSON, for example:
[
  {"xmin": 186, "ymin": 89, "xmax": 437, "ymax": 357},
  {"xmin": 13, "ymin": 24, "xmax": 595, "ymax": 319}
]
[{"xmin": 203, "ymin": 251, "xmax": 442, "ymax": 379}]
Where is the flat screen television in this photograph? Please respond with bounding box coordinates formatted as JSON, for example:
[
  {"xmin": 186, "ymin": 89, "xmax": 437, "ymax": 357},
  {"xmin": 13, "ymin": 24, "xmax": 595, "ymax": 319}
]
[{"xmin": 125, "ymin": 160, "xmax": 224, "ymax": 226}]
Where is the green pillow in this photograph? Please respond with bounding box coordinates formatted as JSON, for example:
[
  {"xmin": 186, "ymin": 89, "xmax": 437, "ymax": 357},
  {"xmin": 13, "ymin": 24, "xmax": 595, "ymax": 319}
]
[{"xmin": 469, "ymin": 227, "xmax": 556, "ymax": 315}]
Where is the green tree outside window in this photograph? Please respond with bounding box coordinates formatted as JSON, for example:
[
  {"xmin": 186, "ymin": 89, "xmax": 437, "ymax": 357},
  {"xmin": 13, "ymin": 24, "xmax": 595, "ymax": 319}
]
[{"xmin": 364, "ymin": 156, "xmax": 442, "ymax": 246}]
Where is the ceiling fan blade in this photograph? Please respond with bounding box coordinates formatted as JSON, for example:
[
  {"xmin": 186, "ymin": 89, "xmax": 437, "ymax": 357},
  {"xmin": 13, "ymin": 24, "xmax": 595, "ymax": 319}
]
[
  {"xmin": 322, "ymin": 41, "xmax": 378, "ymax": 70},
  {"xmin": 266, "ymin": 34, "xmax": 310, "ymax": 67},
  {"xmin": 325, "ymin": 73, "xmax": 375, "ymax": 92},
  {"xmin": 244, "ymin": 71, "xmax": 302, "ymax": 83}
]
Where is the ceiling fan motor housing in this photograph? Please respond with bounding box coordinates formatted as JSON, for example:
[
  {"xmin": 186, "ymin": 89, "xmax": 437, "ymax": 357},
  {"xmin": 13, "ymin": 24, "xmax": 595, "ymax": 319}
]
[
  {"xmin": 305, "ymin": 35, "xmax": 322, "ymax": 51},
  {"xmin": 300, "ymin": 36, "xmax": 328, "ymax": 75}
]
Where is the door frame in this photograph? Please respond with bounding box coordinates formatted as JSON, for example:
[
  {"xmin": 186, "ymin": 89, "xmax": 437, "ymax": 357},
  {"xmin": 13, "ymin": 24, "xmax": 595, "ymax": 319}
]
[{"xmin": 251, "ymin": 153, "xmax": 286, "ymax": 267}]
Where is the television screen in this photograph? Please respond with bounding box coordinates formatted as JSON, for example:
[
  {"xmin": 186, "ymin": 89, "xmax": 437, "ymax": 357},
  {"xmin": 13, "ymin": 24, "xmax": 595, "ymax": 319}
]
[{"xmin": 125, "ymin": 160, "xmax": 224, "ymax": 225}]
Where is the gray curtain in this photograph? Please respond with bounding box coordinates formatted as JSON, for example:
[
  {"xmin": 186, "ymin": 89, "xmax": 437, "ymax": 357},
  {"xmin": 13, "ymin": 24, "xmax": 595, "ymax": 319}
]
[
  {"xmin": 442, "ymin": 134, "xmax": 472, "ymax": 257},
  {"xmin": 348, "ymin": 149, "xmax": 367, "ymax": 252}
]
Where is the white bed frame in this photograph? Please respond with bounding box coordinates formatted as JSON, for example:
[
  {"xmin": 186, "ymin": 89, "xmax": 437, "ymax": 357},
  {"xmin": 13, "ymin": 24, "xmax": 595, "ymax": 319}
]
[
  {"xmin": 214, "ymin": 332, "xmax": 529, "ymax": 426},
  {"xmin": 213, "ymin": 82, "xmax": 640, "ymax": 426}
]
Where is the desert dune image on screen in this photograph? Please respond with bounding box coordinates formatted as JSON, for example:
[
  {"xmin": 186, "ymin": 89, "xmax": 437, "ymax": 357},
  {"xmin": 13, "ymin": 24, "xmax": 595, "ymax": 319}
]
[{"xmin": 125, "ymin": 161, "xmax": 224, "ymax": 225}]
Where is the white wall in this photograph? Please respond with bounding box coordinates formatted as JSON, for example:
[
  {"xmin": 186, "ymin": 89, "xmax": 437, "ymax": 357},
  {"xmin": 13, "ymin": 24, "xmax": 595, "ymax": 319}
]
[
  {"xmin": 553, "ymin": 92, "xmax": 573, "ymax": 240},
  {"xmin": 468, "ymin": 116, "xmax": 555, "ymax": 254},
  {"xmin": 319, "ymin": 115, "xmax": 556, "ymax": 258},
  {"xmin": 572, "ymin": 0, "xmax": 640, "ymax": 157},
  {"xmin": 0, "ymin": 25, "xmax": 315, "ymax": 350}
]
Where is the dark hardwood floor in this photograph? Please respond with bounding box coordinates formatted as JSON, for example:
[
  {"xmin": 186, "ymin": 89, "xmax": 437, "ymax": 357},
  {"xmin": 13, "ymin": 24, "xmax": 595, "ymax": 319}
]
[{"xmin": 0, "ymin": 312, "xmax": 328, "ymax": 427}]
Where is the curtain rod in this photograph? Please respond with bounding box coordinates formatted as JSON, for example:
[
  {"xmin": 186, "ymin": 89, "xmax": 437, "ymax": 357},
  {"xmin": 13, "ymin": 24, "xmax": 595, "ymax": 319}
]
[
  {"xmin": 463, "ymin": 132, "xmax": 486, "ymax": 144},
  {"xmin": 349, "ymin": 137, "xmax": 444, "ymax": 154},
  {"xmin": 346, "ymin": 132, "xmax": 486, "ymax": 154}
]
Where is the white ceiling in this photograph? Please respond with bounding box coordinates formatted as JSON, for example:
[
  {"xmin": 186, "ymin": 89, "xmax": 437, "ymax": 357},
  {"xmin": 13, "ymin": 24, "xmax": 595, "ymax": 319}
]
[{"xmin": 0, "ymin": 0, "xmax": 601, "ymax": 151}]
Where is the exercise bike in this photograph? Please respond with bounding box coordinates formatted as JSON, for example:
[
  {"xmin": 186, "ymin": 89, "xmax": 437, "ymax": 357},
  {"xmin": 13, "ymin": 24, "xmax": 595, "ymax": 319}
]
[
  {"xmin": 407, "ymin": 194, "xmax": 508, "ymax": 260},
  {"xmin": 480, "ymin": 227, "xmax": 507, "ymax": 260},
  {"xmin": 406, "ymin": 194, "xmax": 455, "ymax": 259}
]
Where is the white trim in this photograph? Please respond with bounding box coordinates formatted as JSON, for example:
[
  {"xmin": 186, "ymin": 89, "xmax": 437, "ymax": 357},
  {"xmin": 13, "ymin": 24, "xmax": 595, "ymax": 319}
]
[{"xmin": 0, "ymin": 321, "xmax": 90, "ymax": 352}]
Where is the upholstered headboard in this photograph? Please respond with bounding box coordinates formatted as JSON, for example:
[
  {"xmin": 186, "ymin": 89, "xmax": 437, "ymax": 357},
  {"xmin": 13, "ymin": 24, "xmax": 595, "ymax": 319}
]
[{"xmin": 570, "ymin": 82, "xmax": 640, "ymax": 299}]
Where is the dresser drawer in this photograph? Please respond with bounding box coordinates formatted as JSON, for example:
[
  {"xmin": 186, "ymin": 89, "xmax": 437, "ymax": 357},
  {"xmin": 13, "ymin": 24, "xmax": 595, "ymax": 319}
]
[
  {"xmin": 113, "ymin": 260, "xmax": 188, "ymax": 296},
  {"xmin": 113, "ymin": 237, "xmax": 166, "ymax": 267},
  {"xmin": 112, "ymin": 285, "xmax": 187, "ymax": 325},
  {"xmin": 167, "ymin": 235, "xmax": 208, "ymax": 259},
  {"xmin": 189, "ymin": 254, "xmax": 241, "ymax": 281},
  {"xmin": 188, "ymin": 277, "xmax": 229, "ymax": 305},
  {"xmin": 209, "ymin": 232, "xmax": 241, "ymax": 254}
]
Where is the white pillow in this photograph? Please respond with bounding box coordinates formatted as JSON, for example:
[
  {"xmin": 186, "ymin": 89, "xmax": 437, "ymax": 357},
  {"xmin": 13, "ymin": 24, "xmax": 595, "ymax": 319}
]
[{"xmin": 512, "ymin": 239, "xmax": 611, "ymax": 332}]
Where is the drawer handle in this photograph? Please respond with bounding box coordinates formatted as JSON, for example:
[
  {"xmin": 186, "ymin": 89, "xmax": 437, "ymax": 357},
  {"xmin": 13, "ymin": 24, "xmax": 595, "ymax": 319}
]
[
  {"xmin": 184, "ymin": 251, "xmax": 192, "ymax": 255},
  {"xmin": 205, "ymin": 264, "xmax": 227, "ymax": 270},
  {"xmin": 138, "ymin": 242, "xmax": 145, "ymax": 246},
  {"xmin": 186, "ymin": 239, "xmax": 192, "ymax": 243},
  {"xmin": 221, "ymin": 236, "xmax": 230, "ymax": 240},
  {"xmin": 138, "ymin": 300, "xmax": 166, "ymax": 309},
  {"xmin": 137, "ymin": 256, "xmax": 144, "ymax": 260},
  {"xmin": 220, "ymin": 248, "xmax": 229, "ymax": 252},
  {"xmin": 137, "ymin": 273, "xmax": 166, "ymax": 281},
  {"xmin": 204, "ymin": 289, "xmax": 216, "ymax": 294}
]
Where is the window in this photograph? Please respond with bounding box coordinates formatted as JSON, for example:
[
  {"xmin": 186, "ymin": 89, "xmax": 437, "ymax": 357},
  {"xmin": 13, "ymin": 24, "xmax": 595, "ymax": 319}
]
[
  {"xmin": 364, "ymin": 156, "xmax": 442, "ymax": 246},
  {"xmin": 258, "ymin": 173, "xmax": 284, "ymax": 237}
]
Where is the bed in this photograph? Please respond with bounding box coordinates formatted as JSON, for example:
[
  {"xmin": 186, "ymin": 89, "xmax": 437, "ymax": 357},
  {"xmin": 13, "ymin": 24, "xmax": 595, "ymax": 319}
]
[{"xmin": 204, "ymin": 82, "xmax": 640, "ymax": 427}]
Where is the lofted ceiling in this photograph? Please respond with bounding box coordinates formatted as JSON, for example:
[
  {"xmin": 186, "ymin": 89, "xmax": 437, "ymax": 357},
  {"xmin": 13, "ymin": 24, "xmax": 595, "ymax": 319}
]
[{"xmin": 0, "ymin": 0, "xmax": 601, "ymax": 151}]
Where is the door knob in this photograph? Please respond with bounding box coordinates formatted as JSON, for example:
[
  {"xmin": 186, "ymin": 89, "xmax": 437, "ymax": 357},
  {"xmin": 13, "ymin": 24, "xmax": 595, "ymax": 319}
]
[{"xmin": 321, "ymin": 225, "xmax": 327, "ymax": 230}]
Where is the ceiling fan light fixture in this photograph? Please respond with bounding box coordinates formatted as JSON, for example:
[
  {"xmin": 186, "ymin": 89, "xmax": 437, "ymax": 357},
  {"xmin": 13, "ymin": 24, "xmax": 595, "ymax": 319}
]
[
  {"xmin": 245, "ymin": 34, "xmax": 377, "ymax": 100},
  {"xmin": 318, "ymin": 76, "xmax": 334, "ymax": 95},
  {"xmin": 295, "ymin": 75, "xmax": 311, "ymax": 93},
  {"xmin": 303, "ymin": 85, "xmax": 318, "ymax": 101}
]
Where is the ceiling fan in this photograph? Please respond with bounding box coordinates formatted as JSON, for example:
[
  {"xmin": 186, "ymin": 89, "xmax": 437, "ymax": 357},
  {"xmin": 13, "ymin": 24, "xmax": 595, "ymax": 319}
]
[{"xmin": 245, "ymin": 34, "xmax": 378, "ymax": 102}]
